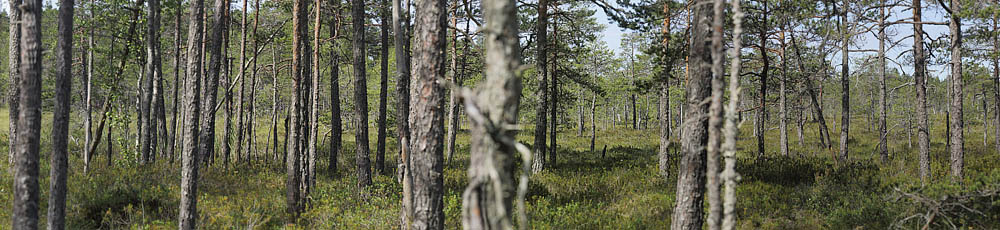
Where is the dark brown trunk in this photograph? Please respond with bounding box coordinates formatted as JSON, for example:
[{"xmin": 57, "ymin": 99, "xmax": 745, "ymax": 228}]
[
  {"xmin": 839, "ymin": 0, "xmax": 850, "ymax": 162},
  {"xmin": 376, "ymin": 0, "xmax": 390, "ymax": 174},
  {"xmin": 48, "ymin": 0, "xmax": 74, "ymax": 227},
  {"xmin": 329, "ymin": 0, "xmax": 343, "ymax": 173},
  {"xmin": 531, "ymin": 0, "xmax": 549, "ymax": 173},
  {"xmin": 201, "ymin": 0, "xmax": 229, "ymax": 166},
  {"xmin": 671, "ymin": 0, "xmax": 711, "ymax": 228},
  {"xmin": 407, "ymin": 0, "xmax": 448, "ymax": 227},
  {"xmin": 179, "ymin": 0, "xmax": 206, "ymax": 226},
  {"xmin": 352, "ymin": 0, "xmax": 373, "ymax": 188}
]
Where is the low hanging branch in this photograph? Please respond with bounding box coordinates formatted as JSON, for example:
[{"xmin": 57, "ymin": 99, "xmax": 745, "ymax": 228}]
[{"xmin": 891, "ymin": 187, "xmax": 999, "ymax": 229}]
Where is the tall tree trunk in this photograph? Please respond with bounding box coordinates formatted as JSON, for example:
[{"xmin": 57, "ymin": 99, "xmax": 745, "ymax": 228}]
[
  {"xmin": 7, "ymin": 0, "xmax": 20, "ymax": 166},
  {"xmin": 287, "ymin": 0, "xmax": 309, "ymax": 217},
  {"xmin": 154, "ymin": 44, "xmax": 168, "ymax": 163},
  {"xmin": 671, "ymin": 0, "xmax": 711, "ymax": 228},
  {"xmin": 531, "ymin": 0, "xmax": 549, "ymax": 173},
  {"xmin": 179, "ymin": 0, "xmax": 206, "ymax": 226},
  {"xmin": 393, "ymin": 0, "xmax": 413, "ymax": 224},
  {"xmin": 878, "ymin": 0, "xmax": 889, "ymax": 162},
  {"xmin": 721, "ymin": 2, "xmax": 745, "ymax": 229},
  {"xmin": 329, "ymin": 0, "xmax": 343, "ymax": 173},
  {"xmin": 248, "ymin": 0, "xmax": 261, "ymax": 164},
  {"xmin": 170, "ymin": 7, "xmax": 183, "ymax": 164},
  {"xmin": 12, "ymin": 0, "xmax": 42, "ymax": 227},
  {"xmin": 223, "ymin": 56, "xmax": 234, "ymax": 167},
  {"xmin": 141, "ymin": 0, "xmax": 163, "ymax": 164},
  {"xmin": 983, "ymin": 95, "xmax": 988, "ymax": 147},
  {"xmin": 914, "ymin": 0, "xmax": 930, "ymax": 183},
  {"xmin": 307, "ymin": 0, "xmax": 321, "ymax": 197},
  {"xmin": 107, "ymin": 112, "xmax": 113, "ymax": 167},
  {"xmin": 407, "ymin": 0, "xmax": 448, "ymax": 227},
  {"xmin": 591, "ymin": 92, "xmax": 597, "ymax": 153},
  {"xmin": 202, "ymin": 0, "xmax": 229, "ymax": 166},
  {"xmin": 550, "ymin": 25, "xmax": 558, "ymax": 167},
  {"xmin": 460, "ymin": 0, "xmax": 524, "ymax": 226},
  {"xmin": 84, "ymin": 0, "xmax": 95, "ymax": 172},
  {"xmin": 48, "ymin": 0, "xmax": 74, "ymax": 227},
  {"xmin": 756, "ymin": 1, "xmax": 768, "ymax": 157},
  {"xmin": 778, "ymin": 28, "xmax": 788, "ymax": 157},
  {"xmin": 271, "ymin": 39, "xmax": 281, "ymax": 163},
  {"xmin": 838, "ymin": 0, "xmax": 850, "ymax": 162},
  {"xmin": 352, "ymin": 0, "xmax": 373, "ymax": 188},
  {"xmin": 578, "ymin": 92, "xmax": 584, "ymax": 136},
  {"xmin": 235, "ymin": 0, "xmax": 250, "ymax": 165},
  {"xmin": 705, "ymin": 0, "xmax": 725, "ymax": 228},
  {"xmin": 659, "ymin": 6, "xmax": 672, "ymax": 179},
  {"xmin": 376, "ymin": 0, "xmax": 390, "ymax": 174},
  {"xmin": 946, "ymin": 0, "xmax": 964, "ymax": 181},
  {"xmin": 445, "ymin": 4, "xmax": 460, "ymax": 166},
  {"xmin": 993, "ymin": 13, "xmax": 1000, "ymax": 157}
]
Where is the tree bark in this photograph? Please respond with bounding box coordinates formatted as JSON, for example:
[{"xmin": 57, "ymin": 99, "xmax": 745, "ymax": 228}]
[
  {"xmin": 170, "ymin": 7, "xmax": 183, "ymax": 164},
  {"xmin": 201, "ymin": 0, "xmax": 229, "ymax": 166},
  {"xmin": 235, "ymin": 0, "xmax": 250, "ymax": 165},
  {"xmin": 352, "ymin": 0, "xmax": 373, "ymax": 188},
  {"xmin": 757, "ymin": 2, "xmax": 768, "ymax": 157},
  {"xmin": 223, "ymin": 54, "xmax": 234, "ymax": 167},
  {"xmin": 307, "ymin": 0, "xmax": 322, "ymax": 195},
  {"xmin": 550, "ymin": 24, "xmax": 558, "ymax": 167},
  {"xmin": 47, "ymin": 0, "xmax": 74, "ymax": 227},
  {"xmin": 459, "ymin": 0, "xmax": 524, "ymax": 227},
  {"xmin": 946, "ymin": 0, "xmax": 964, "ymax": 182},
  {"xmin": 376, "ymin": 0, "xmax": 390, "ymax": 174},
  {"xmin": 270, "ymin": 40, "xmax": 280, "ymax": 161},
  {"xmin": 7, "ymin": 0, "xmax": 21, "ymax": 166},
  {"xmin": 140, "ymin": 0, "xmax": 163, "ymax": 164},
  {"xmin": 393, "ymin": 0, "xmax": 413, "ymax": 224},
  {"xmin": 778, "ymin": 28, "xmax": 789, "ymax": 157},
  {"xmin": 287, "ymin": 0, "xmax": 310, "ymax": 217},
  {"xmin": 722, "ymin": 3, "xmax": 745, "ymax": 229},
  {"xmin": 84, "ymin": 0, "xmax": 95, "ymax": 172},
  {"xmin": 706, "ymin": 0, "xmax": 725, "ymax": 228},
  {"xmin": 838, "ymin": 0, "xmax": 850, "ymax": 162},
  {"xmin": 329, "ymin": 0, "xmax": 343, "ymax": 174},
  {"xmin": 878, "ymin": 0, "xmax": 889, "ymax": 162},
  {"xmin": 671, "ymin": 0, "xmax": 711, "ymax": 228},
  {"xmin": 531, "ymin": 0, "xmax": 549, "ymax": 173},
  {"xmin": 914, "ymin": 0, "xmax": 930, "ymax": 183},
  {"xmin": 179, "ymin": 0, "xmax": 205, "ymax": 226},
  {"xmin": 247, "ymin": 0, "xmax": 261, "ymax": 164},
  {"xmin": 993, "ymin": 13, "xmax": 1000, "ymax": 157},
  {"xmin": 12, "ymin": 0, "xmax": 42, "ymax": 228},
  {"xmin": 659, "ymin": 6, "xmax": 673, "ymax": 179},
  {"xmin": 407, "ymin": 0, "xmax": 448, "ymax": 227},
  {"xmin": 445, "ymin": 4, "xmax": 460, "ymax": 166}
]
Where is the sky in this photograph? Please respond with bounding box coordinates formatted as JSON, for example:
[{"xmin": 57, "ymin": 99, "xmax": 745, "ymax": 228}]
[
  {"xmin": 587, "ymin": 2, "xmax": 959, "ymax": 80},
  {"xmin": 0, "ymin": 0, "xmax": 972, "ymax": 80},
  {"xmin": 593, "ymin": 5, "xmax": 626, "ymax": 54}
]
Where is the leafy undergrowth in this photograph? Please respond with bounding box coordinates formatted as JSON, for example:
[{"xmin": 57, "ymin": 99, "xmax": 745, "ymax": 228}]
[{"xmin": 0, "ymin": 117, "xmax": 998, "ymax": 229}]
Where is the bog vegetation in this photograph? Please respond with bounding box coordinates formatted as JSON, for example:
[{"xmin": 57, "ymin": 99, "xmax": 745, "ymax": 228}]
[{"xmin": 1, "ymin": 0, "xmax": 999, "ymax": 229}]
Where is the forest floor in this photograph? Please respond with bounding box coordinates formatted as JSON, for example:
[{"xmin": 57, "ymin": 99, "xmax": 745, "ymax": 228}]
[{"xmin": 0, "ymin": 109, "xmax": 998, "ymax": 229}]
